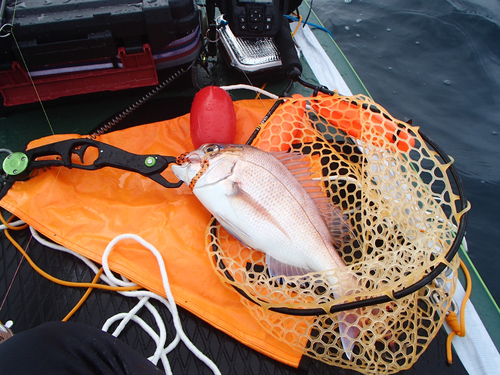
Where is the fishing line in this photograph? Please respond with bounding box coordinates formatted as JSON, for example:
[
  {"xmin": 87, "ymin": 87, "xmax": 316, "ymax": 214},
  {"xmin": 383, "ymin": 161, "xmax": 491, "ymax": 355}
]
[
  {"xmin": 241, "ymin": 67, "xmax": 275, "ymax": 114},
  {"xmin": 4, "ymin": 0, "xmax": 90, "ymax": 309},
  {"xmin": 0, "ymin": 260, "xmax": 23, "ymax": 314},
  {"xmin": 0, "ymin": 214, "xmax": 29, "ymax": 314},
  {"xmin": 0, "ymin": 256, "xmax": 23, "ymax": 313},
  {"xmin": 42, "ymin": 168, "xmax": 63, "ymax": 206},
  {"xmin": 2, "ymin": 0, "xmax": 58, "ymax": 306},
  {"xmin": 9, "ymin": 0, "xmax": 55, "ymax": 135},
  {"xmin": 11, "ymin": 34, "xmax": 55, "ymax": 135}
]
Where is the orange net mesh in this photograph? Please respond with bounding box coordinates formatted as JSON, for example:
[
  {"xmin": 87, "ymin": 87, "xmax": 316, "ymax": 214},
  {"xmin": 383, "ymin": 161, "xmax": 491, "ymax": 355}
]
[{"xmin": 205, "ymin": 93, "xmax": 467, "ymax": 373}]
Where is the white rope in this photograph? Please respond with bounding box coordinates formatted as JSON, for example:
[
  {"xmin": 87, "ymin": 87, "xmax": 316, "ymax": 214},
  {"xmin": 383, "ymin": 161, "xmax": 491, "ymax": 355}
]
[
  {"xmin": 102, "ymin": 234, "xmax": 222, "ymax": 375},
  {"xmin": 103, "ymin": 312, "xmax": 176, "ymax": 374},
  {"xmin": 219, "ymin": 84, "xmax": 279, "ymax": 99},
  {"xmin": 0, "ymin": 219, "xmax": 26, "ymax": 230},
  {"xmin": 103, "ymin": 289, "xmax": 180, "ymax": 343},
  {"xmin": 103, "ymin": 295, "xmax": 169, "ymax": 369},
  {"xmin": 104, "ymin": 308, "xmax": 169, "ymax": 369},
  {"xmin": 29, "ymin": 226, "xmax": 115, "ymax": 283}
]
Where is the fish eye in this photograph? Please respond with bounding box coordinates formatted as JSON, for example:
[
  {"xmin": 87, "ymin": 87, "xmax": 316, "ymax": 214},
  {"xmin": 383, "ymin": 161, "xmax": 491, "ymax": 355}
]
[{"xmin": 203, "ymin": 144, "xmax": 221, "ymax": 154}]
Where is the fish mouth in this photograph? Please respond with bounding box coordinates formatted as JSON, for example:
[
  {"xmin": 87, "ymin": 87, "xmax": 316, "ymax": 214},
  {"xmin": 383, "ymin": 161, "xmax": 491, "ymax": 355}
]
[
  {"xmin": 169, "ymin": 164, "xmax": 187, "ymax": 187},
  {"xmin": 172, "ymin": 149, "xmax": 213, "ymax": 188},
  {"xmin": 175, "ymin": 150, "xmax": 204, "ymax": 166},
  {"xmin": 171, "ymin": 151, "xmax": 200, "ymax": 183},
  {"xmin": 173, "ymin": 144, "xmax": 241, "ymax": 187}
]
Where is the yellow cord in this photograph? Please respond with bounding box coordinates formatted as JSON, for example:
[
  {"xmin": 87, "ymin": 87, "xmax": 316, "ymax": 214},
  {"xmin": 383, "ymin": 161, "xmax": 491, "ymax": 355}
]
[
  {"xmin": 291, "ymin": 15, "xmax": 303, "ymax": 37},
  {"xmin": 255, "ymin": 83, "xmax": 267, "ymax": 100},
  {"xmin": 445, "ymin": 257, "xmax": 472, "ymax": 364},
  {"xmin": 62, "ymin": 268, "xmax": 104, "ymax": 322},
  {"xmin": 4, "ymin": 228, "xmax": 142, "ymax": 292},
  {"xmin": 0, "ymin": 214, "xmax": 29, "ymax": 231}
]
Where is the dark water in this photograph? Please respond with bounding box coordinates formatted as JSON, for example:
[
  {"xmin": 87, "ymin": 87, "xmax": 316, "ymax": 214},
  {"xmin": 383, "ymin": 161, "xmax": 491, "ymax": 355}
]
[{"xmin": 314, "ymin": 0, "xmax": 500, "ymax": 305}]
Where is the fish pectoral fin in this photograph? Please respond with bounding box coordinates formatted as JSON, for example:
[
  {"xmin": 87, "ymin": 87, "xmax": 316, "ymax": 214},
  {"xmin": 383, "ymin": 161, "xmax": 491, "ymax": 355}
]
[{"xmin": 266, "ymin": 255, "xmax": 313, "ymax": 278}]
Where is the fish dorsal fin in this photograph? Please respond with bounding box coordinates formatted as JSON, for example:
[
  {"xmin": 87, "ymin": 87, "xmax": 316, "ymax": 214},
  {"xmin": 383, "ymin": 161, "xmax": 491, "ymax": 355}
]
[
  {"xmin": 272, "ymin": 151, "xmax": 352, "ymax": 249},
  {"xmin": 266, "ymin": 254, "xmax": 313, "ymax": 278}
]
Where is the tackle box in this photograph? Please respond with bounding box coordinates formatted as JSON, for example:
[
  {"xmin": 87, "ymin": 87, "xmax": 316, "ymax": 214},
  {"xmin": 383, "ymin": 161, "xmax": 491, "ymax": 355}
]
[{"xmin": 0, "ymin": 0, "xmax": 201, "ymax": 106}]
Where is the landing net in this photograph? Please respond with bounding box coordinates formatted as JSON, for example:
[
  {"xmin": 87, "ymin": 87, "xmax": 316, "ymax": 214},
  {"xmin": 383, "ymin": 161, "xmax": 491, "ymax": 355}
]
[{"xmin": 206, "ymin": 93, "xmax": 468, "ymax": 373}]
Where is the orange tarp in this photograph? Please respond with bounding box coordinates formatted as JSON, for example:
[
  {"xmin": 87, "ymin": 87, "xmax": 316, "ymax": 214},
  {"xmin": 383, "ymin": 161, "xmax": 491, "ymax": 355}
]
[{"xmin": 0, "ymin": 99, "xmax": 304, "ymax": 367}]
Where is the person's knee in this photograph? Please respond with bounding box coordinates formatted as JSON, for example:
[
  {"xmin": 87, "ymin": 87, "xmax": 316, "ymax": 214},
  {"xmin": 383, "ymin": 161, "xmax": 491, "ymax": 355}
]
[{"xmin": 0, "ymin": 322, "xmax": 163, "ymax": 375}]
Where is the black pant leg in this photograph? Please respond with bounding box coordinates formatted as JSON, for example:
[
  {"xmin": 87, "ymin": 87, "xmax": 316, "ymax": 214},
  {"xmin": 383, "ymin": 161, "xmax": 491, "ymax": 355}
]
[{"xmin": 0, "ymin": 321, "xmax": 164, "ymax": 375}]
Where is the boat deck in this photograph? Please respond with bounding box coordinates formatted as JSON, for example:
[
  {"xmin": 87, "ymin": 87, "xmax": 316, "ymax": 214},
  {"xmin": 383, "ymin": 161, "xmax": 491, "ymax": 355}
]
[{"xmin": 0, "ymin": 1, "xmax": 488, "ymax": 374}]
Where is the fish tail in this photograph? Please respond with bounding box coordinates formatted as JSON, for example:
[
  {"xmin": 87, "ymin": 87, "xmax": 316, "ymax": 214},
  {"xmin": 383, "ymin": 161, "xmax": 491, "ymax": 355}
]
[{"xmin": 338, "ymin": 310, "xmax": 361, "ymax": 360}]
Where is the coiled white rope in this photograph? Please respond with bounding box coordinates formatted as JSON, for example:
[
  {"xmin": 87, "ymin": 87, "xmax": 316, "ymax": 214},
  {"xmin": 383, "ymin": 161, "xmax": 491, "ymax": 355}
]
[
  {"xmin": 101, "ymin": 234, "xmax": 221, "ymax": 375},
  {"xmin": 28, "ymin": 228, "xmax": 221, "ymax": 375}
]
